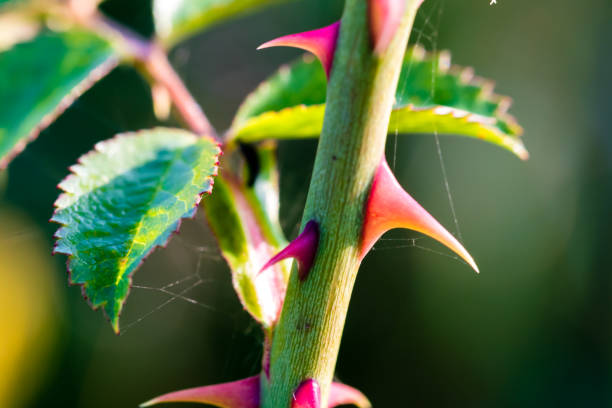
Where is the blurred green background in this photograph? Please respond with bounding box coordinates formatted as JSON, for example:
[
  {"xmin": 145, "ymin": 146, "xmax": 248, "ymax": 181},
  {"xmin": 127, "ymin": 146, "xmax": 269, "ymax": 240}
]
[{"xmin": 1, "ymin": 0, "xmax": 611, "ymax": 406}]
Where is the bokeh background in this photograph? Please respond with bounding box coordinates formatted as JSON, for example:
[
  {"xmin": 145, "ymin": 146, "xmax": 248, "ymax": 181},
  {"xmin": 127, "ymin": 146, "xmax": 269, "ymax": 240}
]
[{"xmin": 1, "ymin": 0, "xmax": 611, "ymax": 406}]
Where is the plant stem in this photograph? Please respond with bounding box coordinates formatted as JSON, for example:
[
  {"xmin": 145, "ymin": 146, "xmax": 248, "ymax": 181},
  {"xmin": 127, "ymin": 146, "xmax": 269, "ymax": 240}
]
[
  {"xmin": 262, "ymin": 1, "xmax": 421, "ymax": 406},
  {"xmin": 74, "ymin": 8, "xmax": 219, "ymax": 140}
]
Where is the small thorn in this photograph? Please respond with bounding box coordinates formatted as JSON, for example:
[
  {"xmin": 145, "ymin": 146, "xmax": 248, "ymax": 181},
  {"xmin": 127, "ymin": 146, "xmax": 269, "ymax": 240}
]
[
  {"xmin": 139, "ymin": 376, "xmax": 260, "ymax": 408},
  {"xmin": 258, "ymin": 22, "xmax": 340, "ymax": 78},
  {"xmin": 291, "ymin": 379, "xmax": 320, "ymax": 408},
  {"xmin": 360, "ymin": 159, "xmax": 479, "ymax": 273},
  {"xmin": 370, "ymin": 0, "xmax": 405, "ymax": 54},
  {"xmin": 260, "ymin": 220, "xmax": 319, "ymax": 281},
  {"xmin": 329, "ymin": 382, "xmax": 372, "ymax": 408}
]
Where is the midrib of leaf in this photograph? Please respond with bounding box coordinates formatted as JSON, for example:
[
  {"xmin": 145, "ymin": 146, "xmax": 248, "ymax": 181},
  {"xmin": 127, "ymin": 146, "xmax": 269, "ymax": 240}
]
[
  {"xmin": 53, "ymin": 129, "xmax": 220, "ymax": 332},
  {"xmin": 114, "ymin": 147, "xmax": 181, "ymax": 285}
]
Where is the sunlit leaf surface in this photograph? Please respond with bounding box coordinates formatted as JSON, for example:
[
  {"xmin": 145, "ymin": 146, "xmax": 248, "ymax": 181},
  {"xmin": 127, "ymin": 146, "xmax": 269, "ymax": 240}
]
[
  {"xmin": 229, "ymin": 46, "xmax": 527, "ymax": 159},
  {"xmin": 0, "ymin": 28, "xmax": 117, "ymax": 168},
  {"xmin": 52, "ymin": 128, "xmax": 220, "ymax": 332}
]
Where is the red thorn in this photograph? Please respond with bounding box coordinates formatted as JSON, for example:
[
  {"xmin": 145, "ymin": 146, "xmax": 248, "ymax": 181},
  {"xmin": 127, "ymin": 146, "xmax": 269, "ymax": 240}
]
[
  {"xmin": 360, "ymin": 159, "xmax": 479, "ymax": 273},
  {"xmin": 260, "ymin": 220, "xmax": 319, "ymax": 281},
  {"xmin": 369, "ymin": 0, "xmax": 405, "ymax": 54},
  {"xmin": 291, "ymin": 379, "xmax": 321, "ymax": 408},
  {"xmin": 139, "ymin": 376, "xmax": 259, "ymax": 408},
  {"xmin": 258, "ymin": 22, "xmax": 340, "ymax": 78},
  {"xmin": 328, "ymin": 382, "xmax": 371, "ymax": 408}
]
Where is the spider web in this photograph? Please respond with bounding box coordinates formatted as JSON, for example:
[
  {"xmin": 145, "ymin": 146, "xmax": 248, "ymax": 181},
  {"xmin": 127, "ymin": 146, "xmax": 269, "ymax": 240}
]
[
  {"xmin": 377, "ymin": 0, "xmax": 470, "ymax": 268},
  {"xmin": 119, "ymin": 235, "xmax": 224, "ymax": 335},
  {"xmin": 0, "ymin": 0, "xmax": 474, "ymax": 336}
]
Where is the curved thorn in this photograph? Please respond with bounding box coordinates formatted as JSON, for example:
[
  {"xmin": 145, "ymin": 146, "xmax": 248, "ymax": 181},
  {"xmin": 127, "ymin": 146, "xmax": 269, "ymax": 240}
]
[
  {"xmin": 370, "ymin": 0, "xmax": 405, "ymax": 54},
  {"xmin": 291, "ymin": 379, "xmax": 321, "ymax": 408},
  {"xmin": 329, "ymin": 382, "xmax": 372, "ymax": 408},
  {"xmin": 139, "ymin": 376, "xmax": 260, "ymax": 408},
  {"xmin": 260, "ymin": 220, "xmax": 319, "ymax": 281},
  {"xmin": 258, "ymin": 22, "xmax": 340, "ymax": 78},
  {"xmin": 360, "ymin": 158, "xmax": 479, "ymax": 273}
]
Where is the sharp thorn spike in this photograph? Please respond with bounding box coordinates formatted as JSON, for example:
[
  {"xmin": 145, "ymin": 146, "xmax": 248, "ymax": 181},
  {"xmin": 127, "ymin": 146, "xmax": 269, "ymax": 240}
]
[
  {"xmin": 370, "ymin": 0, "xmax": 405, "ymax": 54},
  {"xmin": 257, "ymin": 22, "xmax": 340, "ymax": 78},
  {"xmin": 259, "ymin": 220, "xmax": 320, "ymax": 281},
  {"xmin": 360, "ymin": 158, "xmax": 479, "ymax": 273},
  {"xmin": 139, "ymin": 376, "xmax": 260, "ymax": 408},
  {"xmin": 291, "ymin": 379, "xmax": 321, "ymax": 408}
]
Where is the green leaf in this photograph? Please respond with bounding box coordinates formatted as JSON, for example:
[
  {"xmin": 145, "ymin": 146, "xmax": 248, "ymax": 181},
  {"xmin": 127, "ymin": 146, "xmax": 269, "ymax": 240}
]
[
  {"xmin": 52, "ymin": 128, "xmax": 221, "ymax": 333},
  {"xmin": 229, "ymin": 45, "xmax": 527, "ymax": 159},
  {"xmin": 232, "ymin": 54, "xmax": 327, "ymax": 128},
  {"xmin": 203, "ymin": 142, "xmax": 290, "ymax": 327},
  {"xmin": 0, "ymin": 28, "xmax": 118, "ymax": 168},
  {"xmin": 153, "ymin": 0, "xmax": 285, "ymax": 48}
]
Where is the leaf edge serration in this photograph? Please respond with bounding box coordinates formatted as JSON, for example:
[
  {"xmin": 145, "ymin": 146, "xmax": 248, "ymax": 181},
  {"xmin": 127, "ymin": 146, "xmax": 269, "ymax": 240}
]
[{"xmin": 50, "ymin": 127, "xmax": 221, "ymax": 333}]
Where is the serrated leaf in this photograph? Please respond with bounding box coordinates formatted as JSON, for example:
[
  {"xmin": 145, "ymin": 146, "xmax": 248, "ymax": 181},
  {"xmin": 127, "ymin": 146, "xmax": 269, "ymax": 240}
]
[
  {"xmin": 232, "ymin": 54, "xmax": 327, "ymax": 127},
  {"xmin": 0, "ymin": 28, "xmax": 118, "ymax": 168},
  {"xmin": 153, "ymin": 0, "xmax": 285, "ymax": 48},
  {"xmin": 203, "ymin": 142, "xmax": 290, "ymax": 327},
  {"xmin": 229, "ymin": 45, "xmax": 527, "ymax": 159},
  {"xmin": 52, "ymin": 128, "xmax": 220, "ymax": 333}
]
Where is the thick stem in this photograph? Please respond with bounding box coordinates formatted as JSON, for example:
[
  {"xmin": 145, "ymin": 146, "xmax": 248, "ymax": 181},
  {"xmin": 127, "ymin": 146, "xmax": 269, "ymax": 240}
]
[{"xmin": 263, "ymin": 1, "xmax": 420, "ymax": 406}]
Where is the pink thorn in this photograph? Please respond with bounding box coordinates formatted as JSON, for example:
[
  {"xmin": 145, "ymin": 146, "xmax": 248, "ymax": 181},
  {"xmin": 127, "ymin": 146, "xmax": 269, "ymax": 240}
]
[
  {"xmin": 369, "ymin": 0, "xmax": 405, "ymax": 54},
  {"xmin": 139, "ymin": 376, "xmax": 260, "ymax": 408},
  {"xmin": 360, "ymin": 159, "xmax": 479, "ymax": 273},
  {"xmin": 328, "ymin": 382, "xmax": 372, "ymax": 408},
  {"xmin": 291, "ymin": 379, "xmax": 321, "ymax": 408},
  {"xmin": 258, "ymin": 22, "xmax": 340, "ymax": 78},
  {"xmin": 260, "ymin": 220, "xmax": 319, "ymax": 281}
]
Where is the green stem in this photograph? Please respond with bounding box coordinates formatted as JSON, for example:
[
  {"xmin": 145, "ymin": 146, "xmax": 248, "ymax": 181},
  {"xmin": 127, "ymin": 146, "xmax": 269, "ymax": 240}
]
[{"xmin": 262, "ymin": 0, "xmax": 421, "ymax": 406}]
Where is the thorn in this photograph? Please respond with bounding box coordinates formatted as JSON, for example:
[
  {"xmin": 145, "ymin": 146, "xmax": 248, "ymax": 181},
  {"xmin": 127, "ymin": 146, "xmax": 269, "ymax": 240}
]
[
  {"xmin": 291, "ymin": 379, "xmax": 320, "ymax": 408},
  {"xmin": 259, "ymin": 220, "xmax": 319, "ymax": 281},
  {"xmin": 139, "ymin": 376, "xmax": 260, "ymax": 408},
  {"xmin": 360, "ymin": 159, "xmax": 479, "ymax": 273},
  {"xmin": 258, "ymin": 22, "xmax": 340, "ymax": 78},
  {"xmin": 329, "ymin": 382, "xmax": 372, "ymax": 408},
  {"xmin": 369, "ymin": 0, "xmax": 405, "ymax": 54}
]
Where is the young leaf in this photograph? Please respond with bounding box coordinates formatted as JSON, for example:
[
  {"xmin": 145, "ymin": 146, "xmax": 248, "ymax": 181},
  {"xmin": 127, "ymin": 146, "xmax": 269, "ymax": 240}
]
[
  {"xmin": 52, "ymin": 128, "xmax": 221, "ymax": 333},
  {"xmin": 203, "ymin": 142, "xmax": 290, "ymax": 328},
  {"xmin": 228, "ymin": 45, "xmax": 527, "ymax": 159},
  {"xmin": 153, "ymin": 0, "xmax": 285, "ymax": 48},
  {"xmin": 0, "ymin": 28, "xmax": 118, "ymax": 168}
]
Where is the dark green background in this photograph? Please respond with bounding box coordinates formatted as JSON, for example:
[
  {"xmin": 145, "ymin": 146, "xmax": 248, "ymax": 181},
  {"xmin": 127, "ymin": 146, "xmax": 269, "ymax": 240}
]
[{"xmin": 2, "ymin": 0, "xmax": 611, "ymax": 406}]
